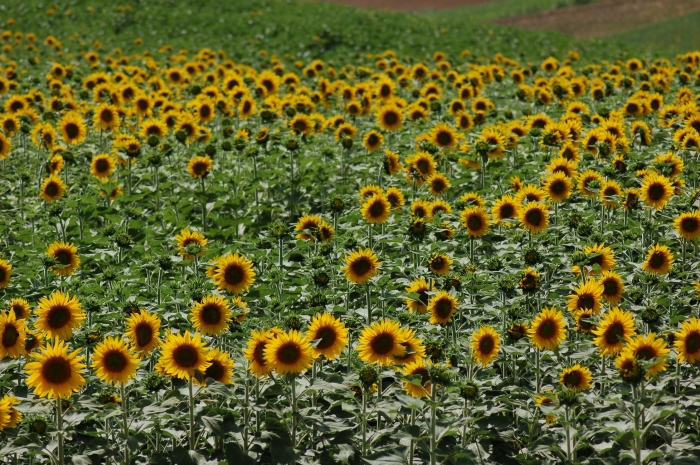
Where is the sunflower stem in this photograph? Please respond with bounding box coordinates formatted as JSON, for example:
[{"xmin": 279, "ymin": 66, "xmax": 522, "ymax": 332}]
[
  {"xmin": 675, "ymin": 360, "xmax": 681, "ymax": 433},
  {"xmin": 188, "ymin": 377, "xmax": 196, "ymax": 450},
  {"xmin": 127, "ymin": 158, "xmax": 132, "ymax": 195},
  {"xmin": 365, "ymin": 284, "xmax": 372, "ymax": 325},
  {"xmin": 361, "ymin": 388, "xmax": 368, "ymax": 456},
  {"xmin": 157, "ymin": 269, "xmax": 162, "ymax": 305},
  {"xmin": 633, "ymin": 384, "xmax": 642, "ymax": 465},
  {"xmin": 56, "ymin": 397, "xmax": 64, "ymax": 465},
  {"xmin": 600, "ymin": 355, "xmax": 606, "ymax": 398},
  {"xmin": 290, "ymin": 375, "xmax": 298, "ymax": 448},
  {"xmin": 200, "ymin": 177, "xmax": 207, "ymax": 233},
  {"xmin": 409, "ymin": 407, "xmax": 416, "ymax": 465},
  {"xmin": 430, "ymin": 384, "xmax": 437, "ymax": 465},
  {"xmin": 368, "ymin": 223, "xmax": 373, "ymax": 249},
  {"xmin": 469, "ymin": 237, "xmax": 474, "ymax": 264},
  {"xmin": 535, "ymin": 349, "xmax": 541, "ymax": 393},
  {"xmin": 564, "ymin": 405, "xmax": 572, "ymax": 462},
  {"xmin": 121, "ymin": 384, "xmax": 130, "ymax": 465}
]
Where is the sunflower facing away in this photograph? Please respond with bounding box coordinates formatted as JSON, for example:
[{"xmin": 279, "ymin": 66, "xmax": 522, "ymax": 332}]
[
  {"xmin": 190, "ymin": 295, "xmax": 231, "ymax": 336},
  {"xmin": 159, "ymin": 331, "xmax": 211, "ymax": 380},
  {"xmin": 427, "ymin": 290, "xmax": 458, "ymax": 326},
  {"xmin": 196, "ymin": 347, "xmax": 234, "ymax": 385},
  {"xmin": 559, "ymin": 364, "xmax": 592, "ymax": 391},
  {"xmin": 46, "ymin": 241, "xmax": 80, "ymax": 276},
  {"xmin": 211, "ymin": 252, "xmax": 256, "ymax": 294},
  {"xmin": 592, "ymin": 307, "xmax": 637, "ymax": 356},
  {"xmin": 0, "ymin": 309, "xmax": 27, "ymax": 359},
  {"xmin": 675, "ymin": 318, "xmax": 700, "ymax": 365},
  {"xmin": 342, "ymin": 248, "xmax": 381, "ymax": 285},
  {"xmin": 528, "ymin": 307, "xmax": 567, "ymax": 351},
  {"xmin": 25, "ymin": 338, "xmax": 86, "ymax": 399},
  {"xmin": 175, "ymin": 229, "xmax": 208, "ymax": 260},
  {"xmin": 91, "ymin": 336, "xmax": 139, "ymax": 385},
  {"xmin": 622, "ymin": 333, "xmax": 670, "ymax": 378},
  {"xmin": 641, "ymin": 243, "xmax": 674, "ymax": 275},
  {"xmin": 401, "ymin": 358, "xmax": 432, "ymax": 398},
  {"xmin": 470, "ymin": 326, "xmax": 501, "ymax": 367},
  {"xmin": 305, "ymin": 312, "xmax": 349, "ymax": 361},
  {"xmin": 34, "ymin": 290, "xmax": 85, "ymax": 340},
  {"xmin": 357, "ymin": 319, "xmax": 407, "ymax": 366},
  {"xmin": 125, "ymin": 309, "xmax": 161, "ymax": 354},
  {"xmin": 243, "ymin": 329, "xmax": 273, "ymax": 377}
]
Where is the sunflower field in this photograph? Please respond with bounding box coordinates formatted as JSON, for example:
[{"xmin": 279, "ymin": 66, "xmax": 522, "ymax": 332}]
[{"xmin": 1, "ymin": 2, "xmax": 700, "ymax": 465}]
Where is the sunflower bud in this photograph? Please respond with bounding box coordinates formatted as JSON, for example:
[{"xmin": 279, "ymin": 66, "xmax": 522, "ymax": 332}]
[
  {"xmin": 27, "ymin": 415, "xmax": 49, "ymax": 435},
  {"xmin": 175, "ymin": 130, "xmax": 187, "ymax": 144},
  {"xmin": 358, "ymin": 364, "xmax": 379, "ymax": 390},
  {"xmin": 341, "ymin": 136, "xmax": 353, "ymax": 149},
  {"xmin": 460, "ymin": 380, "xmax": 479, "ymax": 400},
  {"xmin": 144, "ymin": 372, "xmax": 168, "ymax": 392},
  {"xmin": 557, "ymin": 388, "xmax": 579, "ymax": 407}
]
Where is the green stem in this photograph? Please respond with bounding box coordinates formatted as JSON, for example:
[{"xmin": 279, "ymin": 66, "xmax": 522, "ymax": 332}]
[
  {"xmin": 57, "ymin": 398, "xmax": 64, "ymax": 465},
  {"xmin": 188, "ymin": 377, "xmax": 196, "ymax": 450},
  {"xmin": 365, "ymin": 284, "xmax": 372, "ymax": 325},
  {"xmin": 564, "ymin": 405, "xmax": 572, "ymax": 462},
  {"xmin": 535, "ymin": 349, "xmax": 541, "ymax": 393},
  {"xmin": 430, "ymin": 385, "xmax": 437, "ymax": 465},
  {"xmin": 290, "ymin": 375, "xmax": 298, "ymax": 447},
  {"xmin": 361, "ymin": 389, "xmax": 368, "ymax": 455},
  {"xmin": 121, "ymin": 384, "xmax": 130, "ymax": 464}
]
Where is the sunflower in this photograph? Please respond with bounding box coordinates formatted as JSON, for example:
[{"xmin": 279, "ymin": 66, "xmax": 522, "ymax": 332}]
[
  {"xmin": 401, "ymin": 359, "xmax": 432, "ymax": 398},
  {"xmin": 31, "ymin": 122, "xmax": 57, "ymax": 149},
  {"xmin": 1, "ymin": 394, "xmax": 21, "ymax": 429},
  {"xmin": 357, "ymin": 319, "xmax": 406, "ymax": 366},
  {"xmin": 158, "ymin": 331, "xmax": 211, "ymax": 380},
  {"xmin": 592, "ymin": 307, "xmax": 637, "ymax": 356},
  {"xmin": 411, "ymin": 199, "xmax": 431, "ymax": 218},
  {"xmin": 567, "ymin": 280, "xmax": 604, "ymax": 315},
  {"xmin": 623, "ymin": 333, "xmax": 670, "ymax": 378},
  {"xmin": 362, "ymin": 130, "xmax": 384, "ymax": 152},
  {"xmin": 576, "ymin": 170, "xmax": 603, "ymax": 197},
  {"xmin": 175, "ymin": 229, "xmax": 208, "ymax": 260},
  {"xmin": 191, "ymin": 295, "xmax": 231, "ymax": 336},
  {"xmin": 597, "ymin": 270, "xmax": 625, "ymax": 305},
  {"xmin": 519, "ymin": 202, "xmax": 549, "ymax": 235},
  {"xmin": 0, "ymin": 259, "xmax": 11, "ymax": 288},
  {"xmin": 46, "ymin": 241, "xmax": 80, "ymax": 277},
  {"xmin": 675, "ymin": 318, "xmax": 700, "ymax": 365},
  {"xmin": 48, "ymin": 155, "xmax": 64, "ymax": 175},
  {"xmin": 0, "ymin": 133, "xmax": 11, "ymax": 159},
  {"xmin": 91, "ymin": 336, "xmax": 139, "ymax": 385},
  {"xmin": 376, "ymin": 105, "xmax": 403, "ymax": 131},
  {"xmin": 125, "ymin": 309, "xmax": 161, "ymax": 354},
  {"xmin": 361, "ymin": 194, "xmax": 391, "ymax": 224},
  {"xmin": 674, "ymin": 211, "xmax": 700, "ymax": 241},
  {"xmin": 342, "ymin": 248, "xmax": 381, "ymax": 285},
  {"xmin": 470, "ymin": 326, "xmax": 500, "ymax": 367},
  {"xmin": 574, "ymin": 243, "xmax": 616, "ymax": 276},
  {"xmin": 25, "ymin": 338, "xmax": 86, "ymax": 399},
  {"xmin": 264, "ymin": 329, "xmax": 313, "ymax": 375},
  {"xmin": 405, "ymin": 278, "xmax": 432, "ymax": 314},
  {"xmin": 384, "ymin": 150, "xmax": 403, "ymax": 175},
  {"xmin": 428, "ymin": 254, "xmax": 452, "ymax": 276},
  {"xmin": 640, "ymin": 172, "xmax": 673, "ymax": 210},
  {"xmin": 305, "ymin": 312, "xmax": 349, "ymax": 360},
  {"xmin": 515, "ymin": 184, "xmax": 547, "ymax": 204},
  {"xmin": 460, "ymin": 206, "xmax": 491, "ymax": 238},
  {"xmin": 574, "ymin": 309, "xmax": 596, "ymax": 334},
  {"xmin": 492, "ymin": 195, "xmax": 519, "ymax": 226},
  {"xmin": 93, "ymin": 103, "xmax": 120, "ymax": 131},
  {"xmin": 424, "ymin": 173, "xmax": 450, "ymax": 197},
  {"xmin": 385, "ymin": 187, "xmax": 406, "ymax": 209},
  {"xmin": 406, "ymin": 151, "xmax": 436, "ymax": 183},
  {"xmin": 8, "ymin": 298, "xmax": 31, "ymax": 320},
  {"xmin": 187, "ymin": 155, "xmax": 213, "ymax": 179},
  {"xmin": 289, "ymin": 114, "xmax": 313, "ymax": 137},
  {"xmin": 428, "ymin": 291, "xmax": 458, "ymax": 326},
  {"xmin": 0, "ymin": 309, "xmax": 26, "ymax": 359},
  {"xmin": 34, "ymin": 291, "xmax": 85, "ymax": 340},
  {"xmin": 140, "ymin": 118, "xmax": 168, "ymax": 139},
  {"xmin": 599, "ymin": 179, "xmax": 622, "ymax": 209},
  {"xmin": 528, "ymin": 307, "xmax": 567, "ymax": 351},
  {"xmin": 542, "ymin": 172, "xmax": 572, "ymax": 203},
  {"xmin": 427, "ymin": 122, "xmax": 461, "ymax": 148},
  {"xmin": 212, "ymin": 253, "xmax": 256, "ymax": 294},
  {"xmin": 430, "ymin": 200, "xmax": 452, "ymax": 217},
  {"xmin": 559, "ymin": 364, "xmax": 592, "ymax": 391},
  {"xmin": 196, "ymin": 348, "xmax": 234, "ymax": 385},
  {"xmin": 641, "ymin": 243, "xmax": 674, "ymax": 275},
  {"xmin": 58, "ymin": 111, "xmax": 87, "ymax": 145},
  {"xmin": 394, "ymin": 327, "xmax": 426, "ymax": 366},
  {"xmin": 243, "ymin": 329, "xmax": 273, "ymax": 377},
  {"xmin": 90, "ymin": 154, "xmax": 116, "ymax": 181},
  {"xmin": 519, "ymin": 267, "xmax": 540, "ymax": 294},
  {"xmin": 40, "ymin": 174, "xmax": 67, "ymax": 202}
]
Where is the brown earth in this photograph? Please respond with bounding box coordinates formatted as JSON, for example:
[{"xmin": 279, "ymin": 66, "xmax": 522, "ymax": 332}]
[
  {"xmin": 496, "ymin": 0, "xmax": 700, "ymax": 38},
  {"xmin": 312, "ymin": 0, "xmax": 497, "ymax": 11}
]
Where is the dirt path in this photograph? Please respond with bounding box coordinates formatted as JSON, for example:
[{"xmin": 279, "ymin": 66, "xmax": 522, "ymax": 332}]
[
  {"xmin": 312, "ymin": 0, "xmax": 498, "ymax": 11},
  {"xmin": 496, "ymin": 0, "xmax": 700, "ymax": 38}
]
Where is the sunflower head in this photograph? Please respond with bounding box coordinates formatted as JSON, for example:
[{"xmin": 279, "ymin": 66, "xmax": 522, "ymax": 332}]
[
  {"xmin": 91, "ymin": 336, "xmax": 139, "ymax": 385},
  {"xmin": 342, "ymin": 248, "xmax": 381, "ymax": 285},
  {"xmin": 528, "ymin": 307, "xmax": 567, "ymax": 351},
  {"xmin": 559, "ymin": 364, "xmax": 592, "ymax": 391},
  {"xmin": 25, "ymin": 338, "xmax": 86, "ymax": 399},
  {"xmin": 357, "ymin": 319, "xmax": 407, "ymax": 366},
  {"xmin": 158, "ymin": 331, "xmax": 211, "ymax": 380},
  {"xmin": 264, "ymin": 329, "xmax": 313, "ymax": 376},
  {"xmin": 305, "ymin": 312, "xmax": 349, "ymax": 361},
  {"xmin": 470, "ymin": 326, "xmax": 501, "ymax": 367}
]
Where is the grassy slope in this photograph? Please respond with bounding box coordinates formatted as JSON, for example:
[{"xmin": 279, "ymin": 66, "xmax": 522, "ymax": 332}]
[
  {"xmin": 0, "ymin": 0, "xmax": 623, "ymax": 64},
  {"xmin": 608, "ymin": 10, "xmax": 700, "ymax": 57}
]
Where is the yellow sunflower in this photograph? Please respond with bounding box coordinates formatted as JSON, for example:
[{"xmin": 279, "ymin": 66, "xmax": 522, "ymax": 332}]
[
  {"xmin": 528, "ymin": 307, "xmax": 567, "ymax": 351},
  {"xmin": 492, "ymin": 195, "xmax": 519, "ymax": 226},
  {"xmin": 426, "ymin": 173, "xmax": 451, "ymax": 197},
  {"xmin": 428, "ymin": 253, "xmax": 452, "ymax": 276},
  {"xmin": 58, "ymin": 111, "xmax": 87, "ymax": 145},
  {"xmin": 289, "ymin": 114, "xmax": 314, "ymax": 137},
  {"xmin": 599, "ymin": 179, "xmax": 622, "ymax": 209},
  {"xmin": 567, "ymin": 280, "xmax": 604, "ymax": 315},
  {"xmin": 46, "ymin": 241, "xmax": 80, "ymax": 277},
  {"xmin": 187, "ymin": 155, "xmax": 213, "ymax": 179},
  {"xmin": 597, "ymin": 270, "xmax": 625, "ymax": 305},
  {"xmin": 211, "ymin": 253, "xmax": 256, "ymax": 294},
  {"xmin": 384, "ymin": 150, "xmax": 403, "ymax": 175},
  {"xmin": 559, "ymin": 364, "xmax": 592, "ymax": 391},
  {"xmin": 8, "ymin": 298, "xmax": 31, "ymax": 320},
  {"xmin": 386, "ymin": 187, "xmax": 405, "ymax": 209},
  {"xmin": 25, "ymin": 338, "xmax": 86, "ymax": 399},
  {"xmin": 427, "ymin": 122, "xmax": 462, "ymax": 148},
  {"xmin": 623, "ymin": 333, "xmax": 670, "ymax": 378},
  {"xmin": 675, "ymin": 318, "xmax": 700, "ymax": 365},
  {"xmin": 158, "ymin": 331, "xmax": 211, "ymax": 380},
  {"xmin": 460, "ymin": 206, "xmax": 491, "ymax": 238},
  {"xmin": 0, "ymin": 133, "xmax": 11, "ymax": 159},
  {"xmin": 264, "ymin": 329, "xmax": 314, "ymax": 375},
  {"xmin": 542, "ymin": 172, "xmax": 572, "ymax": 203},
  {"xmin": 40, "ymin": 174, "xmax": 67, "ymax": 202},
  {"xmin": 404, "ymin": 278, "xmax": 431, "ymax": 314},
  {"xmin": 362, "ymin": 130, "xmax": 384, "ymax": 152},
  {"xmin": 376, "ymin": 105, "xmax": 403, "ymax": 131},
  {"xmin": 394, "ymin": 327, "xmax": 426, "ymax": 366},
  {"xmin": 196, "ymin": 348, "xmax": 234, "ymax": 385},
  {"xmin": 243, "ymin": 329, "xmax": 273, "ymax": 377},
  {"xmin": 91, "ymin": 336, "xmax": 139, "ymax": 385},
  {"xmin": 361, "ymin": 194, "xmax": 391, "ymax": 224},
  {"xmin": 0, "ymin": 259, "xmax": 11, "ymax": 288},
  {"xmin": 427, "ymin": 291, "xmax": 458, "ymax": 326},
  {"xmin": 125, "ymin": 309, "xmax": 161, "ymax": 354},
  {"xmin": 90, "ymin": 154, "xmax": 116, "ymax": 181},
  {"xmin": 641, "ymin": 243, "xmax": 674, "ymax": 275},
  {"xmin": 674, "ymin": 211, "xmax": 700, "ymax": 241},
  {"xmin": 640, "ymin": 172, "xmax": 674, "ymax": 210},
  {"xmin": 342, "ymin": 248, "xmax": 381, "ymax": 285},
  {"xmin": 93, "ymin": 103, "xmax": 120, "ymax": 131},
  {"xmin": 295, "ymin": 214, "xmax": 323, "ymax": 241},
  {"xmin": 401, "ymin": 359, "xmax": 432, "ymax": 398},
  {"xmin": 357, "ymin": 319, "xmax": 407, "ymax": 366},
  {"xmin": 34, "ymin": 291, "xmax": 85, "ymax": 340},
  {"xmin": 470, "ymin": 326, "xmax": 501, "ymax": 367},
  {"xmin": 305, "ymin": 312, "xmax": 349, "ymax": 361},
  {"xmin": 592, "ymin": 307, "xmax": 637, "ymax": 356},
  {"xmin": 175, "ymin": 229, "xmax": 208, "ymax": 260},
  {"xmin": 519, "ymin": 202, "xmax": 549, "ymax": 235},
  {"xmin": 0, "ymin": 309, "xmax": 26, "ymax": 359},
  {"xmin": 191, "ymin": 295, "xmax": 231, "ymax": 336}
]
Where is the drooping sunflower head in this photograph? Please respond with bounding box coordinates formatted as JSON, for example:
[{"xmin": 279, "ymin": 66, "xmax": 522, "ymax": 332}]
[
  {"xmin": 515, "ymin": 184, "xmax": 547, "ymax": 205},
  {"xmin": 357, "ymin": 319, "xmax": 407, "ymax": 366},
  {"xmin": 641, "ymin": 243, "xmax": 674, "ymax": 275},
  {"xmin": 385, "ymin": 187, "xmax": 405, "ymax": 210},
  {"xmin": 264, "ymin": 329, "xmax": 314, "ymax": 376},
  {"xmin": 576, "ymin": 169, "xmax": 603, "ymax": 197},
  {"xmin": 289, "ymin": 114, "xmax": 314, "ymax": 137},
  {"xmin": 305, "ymin": 312, "xmax": 349, "ymax": 361},
  {"xmin": 190, "ymin": 295, "xmax": 231, "ymax": 336},
  {"xmin": 212, "ymin": 253, "xmax": 256, "ymax": 294},
  {"xmin": 384, "ymin": 150, "xmax": 403, "ymax": 176},
  {"xmin": 528, "ymin": 306, "xmax": 567, "ymax": 351},
  {"xmin": 125, "ymin": 309, "xmax": 161, "ymax": 354},
  {"xmin": 91, "ymin": 336, "xmax": 139, "ymax": 385},
  {"xmin": 428, "ymin": 290, "xmax": 458, "ymax": 326},
  {"xmin": 519, "ymin": 267, "xmax": 540, "ymax": 294},
  {"xmin": 342, "ymin": 248, "xmax": 381, "ymax": 285},
  {"xmin": 470, "ymin": 326, "xmax": 501, "ymax": 367},
  {"xmin": 460, "ymin": 206, "xmax": 491, "ymax": 238},
  {"xmin": 592, "ymin": 307, "xmax": 637, "ymax": 356},
  {"xmin": 158, "ymin": 331, "xmax": 211, "ymax": 380},
  {"xmin": 559, "ymin": 364, "xmax": 592, "ymax": 391},
  {"xmin": 34, "ymin": 291, "xmax": 85, "ymax": 341},
  {"xmin": 46, "ymin": 241, "xmax": 80, "ymax": 277},
  {"xmin": 573, "ymin": 309, "xmax": 596, "ymax": 334},
  {"xmin": 675, "ymin": 318, "xmax": 700, "ymax": 365},
  {"xmin": 24, "ymin": 338, "xmax": 86, "ymax": 399},
  {"xmin": 295, "ymin": 214, "xmax": 323, "ymax": 241}
]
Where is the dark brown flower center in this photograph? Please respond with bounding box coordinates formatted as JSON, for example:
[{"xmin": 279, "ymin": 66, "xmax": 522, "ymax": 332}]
[
  {"xmin": 2, "ymin": 324, "xmax": 19, "ymax": 347},
  {"xmin": 173, "ymin": 345, "xmax": 198, "ymax": 368},
  {"xmin": 635, "ymin": 346, "xmax": 656, "ymax": 361},
  {"xmin": 135, "ymin": 323, "xmax": 153, "ymax": 348},
  {"xmin": 204, "ymin": 360, "xmax": 225, "ymax": 381},
  {"xmin": 370, "ymin": 333, "xmax": 394, "ymax": 355},
  {"xmin": 436, "ymin": 131, "xmax": 452, "ymax": 146},
  {"xmin": 314, "ymin": 327, "xmax": 337, "ymax": 350},
  {"xmin": 681, "ymin": 218, "xmax": 699, "ymax": 233},
  {"xmin": 104, "ymin": 350, "xmax": 128, "ymax": 372},
  {"xmin": 537, "ymin": 320, "xmax": 556, "ymax": 339},
  {"xmin": 684, "ymin": 332, "xmax": 700, "ymax": 354},
  {"xmin": 350, "ymin": 258, "xmax": 372, "ymax": 277},
  {"xmin": 647, "ymin": 183, "xmax": 665, "ymax": 201},
  {"xmin": 434, "ymin": 298, "xmax": 453, "ymax": 319},
  {"xmin": 276, "ymin": 342, "xmax": 301, "ymax": 364},
  {"xmin": 47, "ymin": 306, "xmax": 70, "ymax": 329},
  {"xmin": 563, "ymin": 371, "xmax": 582, "ymax": 387},
  {"xmin": 603, "ymin": 279, "xmax": 619, "ymax": 296},
  {"xmin": 54, "ymin": 250, "xmax": 72, "ymax": 265},
  {"xmin": 478, "ymin": 335, "xmax": 494, "ymax": 355},
  {"xmin": 525, "ymin": 209, "xmax": 543, "ymax": 226},
  {"xmin": 648, "ymin": 252, "xmax": 666, "ymax": 269},
  {"xmin": 200, "ymin": 304, "xmax": 222, "ymax": 325},
  {"xmin": 368, "ymin": 200, "xmax": 386, "ymax": 218},
  {"xmin": 467, "ymin": 214, "xmax": 483, "ymax": 231},
  {"xmin": 224, "ymin": 264, "xmax": 244, "ymax": 285},
  {"xmin": 65, "ymin": 122, "xmax": 80, "ymax": 139},
  {"xmin": 577, "ymin": 294, "xmax": 595, "ymax": 310},
  {"xmin": 45, "ymin": 182, "xmax": 60, "ymax": 197},
  {"xmin": 100, "ymin": 109, "xmax": 114, "ymax": 122},
  {"xmin": 42, "ymin": 356, "xmax": 72, "ymax": 384},
  {"xmin": 604, "ymin": 322, "xmax": 624, "ymax": 345},
  {"xmin": 253, "ymin": 342, "xmax": 267, "ymax": 365},
  {"xmin": 383, "ymin": 111, "xmax": 398, "ymax": 126},
  {"xmin": 500, "ymin": 204, "xmax": 515, "ymax": 219}
]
